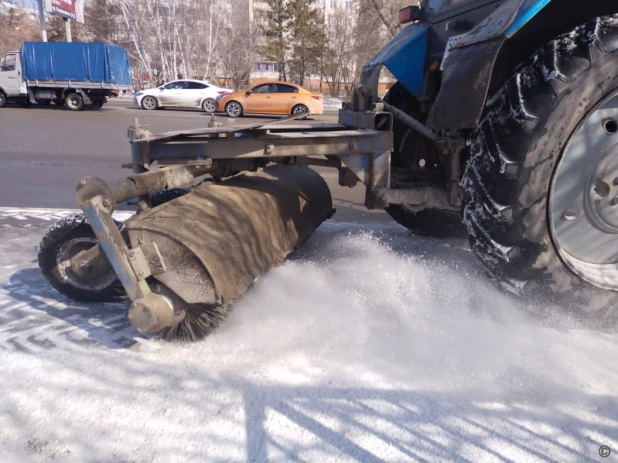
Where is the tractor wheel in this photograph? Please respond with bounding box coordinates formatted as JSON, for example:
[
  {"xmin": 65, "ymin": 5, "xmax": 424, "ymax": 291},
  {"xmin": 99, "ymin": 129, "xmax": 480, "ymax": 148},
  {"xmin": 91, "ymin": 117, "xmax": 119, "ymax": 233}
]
[
  {"xmin": 383, "ymin": 82, "xmax": 465, "ymax": 238},
  {"xmin": 461, "ymin": 15, "xmax": 618, "ymax": 325},
  {"xmin": 38, "ymin": 214, "xmax": 125, "ymax": 302}
]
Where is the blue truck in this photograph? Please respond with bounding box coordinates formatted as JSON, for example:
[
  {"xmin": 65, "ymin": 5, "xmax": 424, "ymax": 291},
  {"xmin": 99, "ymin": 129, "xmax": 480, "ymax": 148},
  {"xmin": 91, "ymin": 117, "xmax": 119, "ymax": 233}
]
[{"xmin": 0, "ymin": 42, "xmax": 132, "ymax": 110}]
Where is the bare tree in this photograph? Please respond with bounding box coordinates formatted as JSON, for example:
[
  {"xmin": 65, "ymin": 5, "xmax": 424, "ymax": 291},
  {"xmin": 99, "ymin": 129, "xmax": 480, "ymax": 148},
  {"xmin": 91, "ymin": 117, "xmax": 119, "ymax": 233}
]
[
  {"xmin": 321, "ymin": 8, "xmax": 356, "ymax": 98},
  {"xmin": 219, "ymin": 7, "xmax": 262, "ymax": 90},
  {"xmin": 363, "ymin": 0, "xmax": 411, "ymax": 39},
  {"xmin": 0, "ymin": 1, "xmax": 41, "ymax": 55}
]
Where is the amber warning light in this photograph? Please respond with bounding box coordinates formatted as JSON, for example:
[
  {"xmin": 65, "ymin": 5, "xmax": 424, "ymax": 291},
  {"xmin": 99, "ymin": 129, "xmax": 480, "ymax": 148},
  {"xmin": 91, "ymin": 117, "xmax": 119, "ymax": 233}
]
[{"xmin": 399, "ymin": 5, "xmax": 420, "ymax": 25}]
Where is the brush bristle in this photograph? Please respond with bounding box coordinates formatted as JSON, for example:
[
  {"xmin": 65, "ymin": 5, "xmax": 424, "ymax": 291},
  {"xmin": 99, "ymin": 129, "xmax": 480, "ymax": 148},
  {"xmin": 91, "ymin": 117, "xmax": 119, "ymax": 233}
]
[{"xmin": 159, "ymin": 303, "xmax": 230, "ymax": 342}]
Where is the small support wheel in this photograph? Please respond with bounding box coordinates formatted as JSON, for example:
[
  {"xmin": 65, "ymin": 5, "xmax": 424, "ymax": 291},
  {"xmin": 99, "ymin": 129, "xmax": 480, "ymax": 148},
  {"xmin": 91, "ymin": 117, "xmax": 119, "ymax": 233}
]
[{"xmin": 38, "ymin": 214, "xmax": 125, "ymax": 302}]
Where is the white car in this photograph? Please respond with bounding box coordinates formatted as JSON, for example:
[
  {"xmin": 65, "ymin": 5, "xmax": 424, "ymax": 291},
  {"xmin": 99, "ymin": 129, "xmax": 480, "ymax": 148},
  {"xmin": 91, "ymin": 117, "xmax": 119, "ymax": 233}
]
[{"xmin": 133, "ymin": 80, "xmax": 232, "ymax": 112}]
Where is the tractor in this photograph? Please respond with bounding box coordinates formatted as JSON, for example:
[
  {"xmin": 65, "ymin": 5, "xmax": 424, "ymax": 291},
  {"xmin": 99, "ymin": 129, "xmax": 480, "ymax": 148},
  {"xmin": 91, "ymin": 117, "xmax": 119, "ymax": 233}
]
[{"xmin": 39, "ymin": 0, "xmax": 618, "ymax": 340}]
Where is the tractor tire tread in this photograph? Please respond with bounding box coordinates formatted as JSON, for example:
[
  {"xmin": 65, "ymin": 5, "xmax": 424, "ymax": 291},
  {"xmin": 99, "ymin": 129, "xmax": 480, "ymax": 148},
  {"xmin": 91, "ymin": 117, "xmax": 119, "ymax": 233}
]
[{"xmin": 461, "ymin": 15, "xmax": 618, "ymax": 323}]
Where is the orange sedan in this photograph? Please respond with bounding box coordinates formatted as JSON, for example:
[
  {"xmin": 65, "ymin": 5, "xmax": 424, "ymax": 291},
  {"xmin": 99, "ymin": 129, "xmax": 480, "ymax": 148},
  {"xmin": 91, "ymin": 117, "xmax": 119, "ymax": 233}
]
[{"xmin": 216, "ymin": 82, "xmax": 323, "ymax": 117}]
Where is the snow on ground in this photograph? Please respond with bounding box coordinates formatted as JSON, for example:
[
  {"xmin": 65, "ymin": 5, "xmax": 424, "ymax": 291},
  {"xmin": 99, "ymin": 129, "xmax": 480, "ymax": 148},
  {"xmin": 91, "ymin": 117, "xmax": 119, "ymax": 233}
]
[
  {"xmin": 1, "ymin": 208, "xmax": 617, "ymax": 462},
  {"xmin": 323, "ymin": 97, "xmax": 344, "ymax": 109}
]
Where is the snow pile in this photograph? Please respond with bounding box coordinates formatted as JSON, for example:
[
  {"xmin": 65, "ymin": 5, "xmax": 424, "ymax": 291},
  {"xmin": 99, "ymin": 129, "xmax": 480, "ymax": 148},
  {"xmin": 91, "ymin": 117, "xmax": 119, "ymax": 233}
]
[
  {"xmin": 1, "ymin": 222, "xmax": 617, "ymax": 462},
  {"xmin": 323, "ymin": 97, "xmax": 344, "ymax": 109}
]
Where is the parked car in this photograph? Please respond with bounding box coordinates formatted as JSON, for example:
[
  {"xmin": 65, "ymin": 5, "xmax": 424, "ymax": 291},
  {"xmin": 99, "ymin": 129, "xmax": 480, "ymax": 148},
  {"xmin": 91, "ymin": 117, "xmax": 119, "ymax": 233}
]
[
  {"xmin": 217, "ymin": 82, "xmax": 323, "ymax": 117},
  {"xmin": 134, "ymin": 80, "xmax": 232, "ymax": 112}
]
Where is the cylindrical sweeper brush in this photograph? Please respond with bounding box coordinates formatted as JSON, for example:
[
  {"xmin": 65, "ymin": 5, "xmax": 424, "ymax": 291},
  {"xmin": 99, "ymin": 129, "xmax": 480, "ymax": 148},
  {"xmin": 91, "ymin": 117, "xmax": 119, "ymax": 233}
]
[{"xmin": 39, "ymin": 165, "xmax": 334, "ymax": 342}]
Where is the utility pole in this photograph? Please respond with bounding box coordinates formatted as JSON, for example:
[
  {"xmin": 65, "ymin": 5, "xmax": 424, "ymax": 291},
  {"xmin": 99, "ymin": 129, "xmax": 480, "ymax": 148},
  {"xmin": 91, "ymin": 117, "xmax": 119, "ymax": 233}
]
[
  {"xmin": 64, "ymin": 18, "xmax": 72, "ymax": 42},
  {"xmin": 38, "ymin": 0, "xmax": 48, "ymax": 42}
]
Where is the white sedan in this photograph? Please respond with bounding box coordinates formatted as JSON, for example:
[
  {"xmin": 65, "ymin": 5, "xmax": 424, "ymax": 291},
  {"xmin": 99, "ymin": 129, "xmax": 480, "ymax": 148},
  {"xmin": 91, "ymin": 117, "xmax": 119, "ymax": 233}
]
[{"xmin": 133, "ymin": 80, "xmax": 232, "ymax": 112}]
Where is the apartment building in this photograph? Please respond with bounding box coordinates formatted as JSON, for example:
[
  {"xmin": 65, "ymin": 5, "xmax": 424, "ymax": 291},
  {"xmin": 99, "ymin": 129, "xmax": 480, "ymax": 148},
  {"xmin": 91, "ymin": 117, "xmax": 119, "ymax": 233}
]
[{"xmin": 249, "ymin": 0, "xmax": 361, "ymax": 87}]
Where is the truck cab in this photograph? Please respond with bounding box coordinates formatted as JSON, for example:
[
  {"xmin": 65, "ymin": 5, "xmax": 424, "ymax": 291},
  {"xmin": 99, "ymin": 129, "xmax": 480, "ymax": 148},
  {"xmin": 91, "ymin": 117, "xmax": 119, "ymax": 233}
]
[{"xmin": 0, "ymin": 51, "xmax": 26, "ymax": 98}]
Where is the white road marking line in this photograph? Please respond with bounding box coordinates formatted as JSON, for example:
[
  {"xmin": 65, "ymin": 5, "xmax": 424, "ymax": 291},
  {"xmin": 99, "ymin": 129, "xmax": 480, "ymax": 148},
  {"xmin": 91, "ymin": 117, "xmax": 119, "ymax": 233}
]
[{"xmin": 0, "ymin": 207, "xmax": 134, "ymax": 222}]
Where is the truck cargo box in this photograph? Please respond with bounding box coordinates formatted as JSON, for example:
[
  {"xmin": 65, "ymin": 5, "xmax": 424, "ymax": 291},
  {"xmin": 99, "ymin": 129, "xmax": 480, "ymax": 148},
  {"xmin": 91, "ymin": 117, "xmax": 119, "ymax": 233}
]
[{"xmin": 21, "ymin": 42, "xmax": 131, "ymax": 88}]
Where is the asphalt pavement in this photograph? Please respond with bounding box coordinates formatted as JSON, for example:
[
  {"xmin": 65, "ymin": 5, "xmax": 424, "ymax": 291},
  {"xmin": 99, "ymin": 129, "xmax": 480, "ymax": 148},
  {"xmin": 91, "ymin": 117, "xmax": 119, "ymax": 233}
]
[
  {"xmin": 0, "ymin": 98, "xmax": 388, "ymax": 222},
  {"xmin": 2, "ymin": 97, "xmax": 618, "ymax": 463}
]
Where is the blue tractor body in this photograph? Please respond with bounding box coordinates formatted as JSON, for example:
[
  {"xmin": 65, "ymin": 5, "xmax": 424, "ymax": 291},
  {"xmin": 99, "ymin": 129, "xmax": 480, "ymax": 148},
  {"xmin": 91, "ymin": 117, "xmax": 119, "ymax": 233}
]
[{"xmin": 363, "ymin": 0, "xmax": 615, "ymax": 129}]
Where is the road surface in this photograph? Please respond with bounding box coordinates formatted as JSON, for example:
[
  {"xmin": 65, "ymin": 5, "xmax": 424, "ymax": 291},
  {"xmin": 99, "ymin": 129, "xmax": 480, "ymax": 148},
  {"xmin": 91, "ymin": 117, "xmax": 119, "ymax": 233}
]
[
  {"xmin": 0, "ymin": 100, "xmax": 617, "ymax": 463},
  {"xmin": 0, "ymin": 98, "xmax": 387, "ymax": 222}
]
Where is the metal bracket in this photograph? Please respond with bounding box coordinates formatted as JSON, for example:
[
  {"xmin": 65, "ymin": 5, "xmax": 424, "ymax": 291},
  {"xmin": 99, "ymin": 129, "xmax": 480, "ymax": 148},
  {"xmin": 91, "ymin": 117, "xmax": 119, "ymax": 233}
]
[
  {"xmin": 376, "ymin": 187, "xmax": 460, "ymax": 212},
  {"xmin": 77, "ymin": 88, "xmax": 93, "ymax": 105},
  {"xmin": 126, "ymin": 242, "xmax": 166, "ymax": 281},
  {"xmin": 339, "ymin": 150, "xmax": 391, "ymax": 209},
  {"xmin": 77, "ymin": 177, "xmax": 179, "ymax": 333}
]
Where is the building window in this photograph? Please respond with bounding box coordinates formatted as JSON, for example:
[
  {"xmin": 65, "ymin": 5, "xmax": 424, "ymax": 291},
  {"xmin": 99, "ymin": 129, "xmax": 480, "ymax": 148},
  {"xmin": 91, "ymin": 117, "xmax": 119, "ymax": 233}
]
[
  {"xmin": 256, "ymin": 62, "xmax": 278, "ymax": 72},
  {"xmin": 330, "ymin": 0, "xmax": 336, "ymax": 8},
  {"xmin": 345, "ymin": 1, "xmax": 353, "ymax": 9}
]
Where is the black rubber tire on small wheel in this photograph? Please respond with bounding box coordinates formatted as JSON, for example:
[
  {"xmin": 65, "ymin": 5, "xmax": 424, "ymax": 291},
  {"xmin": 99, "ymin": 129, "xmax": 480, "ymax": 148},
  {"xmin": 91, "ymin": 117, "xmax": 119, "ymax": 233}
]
[
  {"xmin": 0, "ymin": 92, "xmax": 6, "ymax": 108},
  {"xmin": 461, "ymin": 16, "xmax": 618, "ymax": 324},
  {"xmin": 38, "ymin": 213, "xmax": 125, "ymax": 302},
  {"xmin": 65, "ymin": 93, "xmax": 85, "ymax": 111}
]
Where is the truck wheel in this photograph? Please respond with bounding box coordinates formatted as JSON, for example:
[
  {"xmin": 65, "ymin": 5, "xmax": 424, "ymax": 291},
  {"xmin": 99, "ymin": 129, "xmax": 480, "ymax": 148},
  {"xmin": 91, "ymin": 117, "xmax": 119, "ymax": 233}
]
[
  {"xmin": 0, "ymin": 92, "xmax": 6, "ymax": 108},
  {"xmin": 461, "ymin": 15, "xmax": 618, "ymax": 324},
  {"xmin": 65, "ymin": 93, "xmax": 85, "ymax": 111},
  {"xmin": 38, "ymin": 214, "xmax": 125, "ymax": 302}
]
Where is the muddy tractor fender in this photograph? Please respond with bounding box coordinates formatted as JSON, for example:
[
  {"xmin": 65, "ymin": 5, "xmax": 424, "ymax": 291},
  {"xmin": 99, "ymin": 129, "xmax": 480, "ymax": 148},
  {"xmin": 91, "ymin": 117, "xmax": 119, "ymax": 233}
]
[{"xmin": 430, "ymin": 0, "xmax": 618, "ymax": 130}]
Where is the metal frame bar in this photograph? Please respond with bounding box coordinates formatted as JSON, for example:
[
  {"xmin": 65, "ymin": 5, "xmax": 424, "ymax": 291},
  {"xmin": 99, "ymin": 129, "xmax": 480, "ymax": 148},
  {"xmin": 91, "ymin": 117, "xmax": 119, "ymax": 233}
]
[
  {"xmin": 138, "ymin": 130, "xmax": 393, "ymax": 163},
  {"xmin": 26, "ymin": 79, "xmax": 131, "ymax": 90}
]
